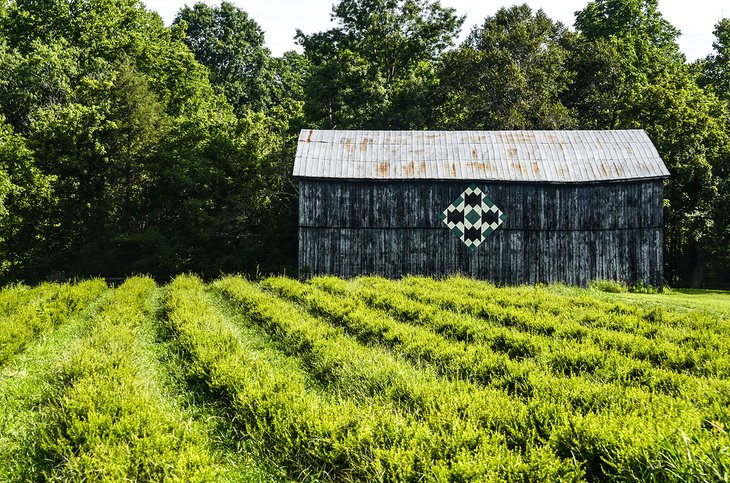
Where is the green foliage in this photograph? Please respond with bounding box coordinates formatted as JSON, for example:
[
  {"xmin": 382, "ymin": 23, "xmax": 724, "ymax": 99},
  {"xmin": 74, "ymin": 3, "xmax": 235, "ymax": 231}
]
[
  {"xmin": 590, "ymin": 279, "xmax": 629, "ymax": 293},
  {"xmin": 174, "ymin": 1, "xmax": 290, "ymax": 116},
  {"xmin": 213, "ymin": 275, "xmax": 582, "ymax": 480},
  {"xmin": 698, "ymin": 18, "xmax": 730, "ymax": 104},
  {"xmin": 297, "ymin": 0, "xmax": 463, "ymax": 129},
  {"xmin": 630, "ymin": 280, "xmax": 660, "ymax": 294},
  {"xmin": 0, "ymin": 0, "xmax": 303, "ymax": 281},
  {"xmin": 1, "ymin": 276, "xmax": 730, "ymax": 480},
  {"xmin": 0, "ymin": 280, "xmax": 106, "ymax": 364},
  {"xmin": 1, "ymin": 0, "xmax": 730, "ymax": 286},
  {"xmin": 439, "ymin": 4, "xmax": 576, "ymax": 130},
  {"xmin": 574, "ymin": 0, "xmax": 683, "ymax": 65},
  {"xmin": 567, "ymin": 0, "xmax": 730, "ymax": 287},
  {"xmin": 0, "ymin": 115, "xmax": 55, "ymax": 281},
  {"xmin": 35, "ymin": 277, "xmax": 220, "ymax": 481}
]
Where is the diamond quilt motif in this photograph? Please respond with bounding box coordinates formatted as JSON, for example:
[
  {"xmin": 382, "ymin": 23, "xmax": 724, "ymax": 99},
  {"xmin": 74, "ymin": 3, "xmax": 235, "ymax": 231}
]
[{"xmin": 439, "ymin": 184, "xmax": 507, "ymax": 249}]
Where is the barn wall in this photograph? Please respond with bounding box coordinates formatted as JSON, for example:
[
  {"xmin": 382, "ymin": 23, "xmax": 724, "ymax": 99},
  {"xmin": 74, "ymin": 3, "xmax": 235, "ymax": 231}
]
[{"xmin": 298, "ymin": 179, "xmax": 664, "ymax": 287}]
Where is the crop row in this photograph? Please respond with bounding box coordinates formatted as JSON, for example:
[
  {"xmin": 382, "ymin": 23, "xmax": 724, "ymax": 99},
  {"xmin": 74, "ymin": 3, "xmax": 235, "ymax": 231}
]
[
  {"xmin": 401, "ymin": 275, "xmax": 730, "ymax": 339},
  {"xmin": 29, "ymin": 277, "xmax": 221, "ymax": 481},
  {"xmin": 255, "ymin": 276, "xmax": 729, "ymax": 481},
  {"xmin": 0, "ymin": 283, "xmax": 31, "ymax": 315},
  {"xmin": 271, "ymin": 275, "xmax": 730, "ymax": 420},
  {"xmin": 167, "ymin": 275, "xmax": 559, "ymax": 482},
  {"xmin": 335, "ymin": 275, "xmax": 730, "ymax": 380},
  {"xmin": 271, "ymin": 276, "xmax": 715, "ymax": 411},
  {"xmin": 219, "ymin": 275, "xmax": 730, "ymax": 481},
  {"xmin": 0, "ymin": 279, "xmax": 107, "ymax": 365},
  {"xmin": 1, "ymin": 275, "xmax": 727, "ymax": 481}
]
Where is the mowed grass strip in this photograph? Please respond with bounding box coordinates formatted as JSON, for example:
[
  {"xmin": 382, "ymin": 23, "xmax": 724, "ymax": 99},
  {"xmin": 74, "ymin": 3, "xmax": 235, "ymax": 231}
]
[
  {"xmin": 0, "ymin": 280, "xmax": 107, "ymax": 365},
  {"xmin": 0, "ymin": 284, "xmax": 111, "ymax": 481},
  {"xmin": 261, "ymin": 275, "xmax": 729, "ymax": 481},
  {"xmin": 167, "ymin": 275, "xmax": 516, "ymax": 482},
  {"xmin": 33, "ymin": 277, "xmax": 220, "ymax": 481}
]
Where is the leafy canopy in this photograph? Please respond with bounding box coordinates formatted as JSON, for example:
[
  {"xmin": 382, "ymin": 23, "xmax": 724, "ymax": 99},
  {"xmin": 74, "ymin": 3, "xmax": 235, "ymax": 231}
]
[
  {"xmin": 296, "ymin": 0, "xmax": 463, "ymax": 129},
  {"xmin": 439, "ymin": 4, "xmax": 576, "ymax": 130}
]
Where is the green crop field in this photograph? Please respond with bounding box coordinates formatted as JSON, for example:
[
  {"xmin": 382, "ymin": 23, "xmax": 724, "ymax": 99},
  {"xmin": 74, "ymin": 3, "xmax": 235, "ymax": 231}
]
[{"xmin": 0, "ymin": 276, "xmax": 729, "ymax": 482}]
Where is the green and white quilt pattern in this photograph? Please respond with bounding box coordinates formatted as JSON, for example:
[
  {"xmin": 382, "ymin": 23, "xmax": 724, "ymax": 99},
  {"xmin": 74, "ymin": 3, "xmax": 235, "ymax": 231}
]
[{"xmin": 439, "ymin": 184, "xmax": 507, "ymax": 249}]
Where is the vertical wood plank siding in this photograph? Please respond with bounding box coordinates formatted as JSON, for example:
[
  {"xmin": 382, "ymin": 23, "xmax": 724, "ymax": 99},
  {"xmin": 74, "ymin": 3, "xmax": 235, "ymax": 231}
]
[{"xmin": 298, "ymin": 179, "xmax": 664, "ymax": 287}]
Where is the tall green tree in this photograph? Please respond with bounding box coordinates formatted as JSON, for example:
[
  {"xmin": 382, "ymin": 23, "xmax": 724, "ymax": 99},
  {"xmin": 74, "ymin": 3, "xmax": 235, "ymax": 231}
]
[
  {"xmin": 567, "ymin": 0, "xmax": 684, "ymax": 127},
  {"xmin": 0, "ymin": 0, "xmax": 295, "ymax": 281},
  {"xmin": 172, "ymin": 2, "xmax": 306, "ymax": 276},
  {"xmin": 297, "ymin": 0, "xmax": 463, "ymax": 129},
  {"xmin": 0, "ymin": 120, "xmax": 16, "ymax": 220},
  {"xmin": 174, "ymin": 2, "xmax": 276, "ymax": 115},
  {"xmin": 0, "ymin": 115, "xmax": 55, "ymax": 279},
  {"xmin": 438, "ymin": 4, "xmax": 576, "ymax": 130},
  {"xmin": 698, "ymin": 18, "xmax": 730, "ymax": 104}
]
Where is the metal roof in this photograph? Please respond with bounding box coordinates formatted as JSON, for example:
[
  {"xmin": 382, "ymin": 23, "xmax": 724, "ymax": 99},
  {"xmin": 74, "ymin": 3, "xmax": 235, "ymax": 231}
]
[{"xmin": 293, "ymin": 130, "xmax": 670, "ymax": 182}]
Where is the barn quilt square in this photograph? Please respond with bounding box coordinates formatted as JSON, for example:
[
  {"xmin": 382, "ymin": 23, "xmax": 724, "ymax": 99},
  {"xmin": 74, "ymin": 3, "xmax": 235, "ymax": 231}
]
[{"xmin": 439, "ymin": 184, "xmax": 507, "ymax": 249}]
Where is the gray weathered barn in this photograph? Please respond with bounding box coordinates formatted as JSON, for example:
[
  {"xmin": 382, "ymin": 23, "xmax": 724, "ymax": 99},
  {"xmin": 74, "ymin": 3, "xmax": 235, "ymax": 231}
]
[{"xmin": 294, "ymin": 130, "xmax": 670, "ymax": 287}]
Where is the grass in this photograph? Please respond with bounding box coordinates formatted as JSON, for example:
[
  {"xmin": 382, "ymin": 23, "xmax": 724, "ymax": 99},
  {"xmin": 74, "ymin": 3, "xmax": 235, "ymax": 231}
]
[
  {"xmin": 0, "ymin": 275, "xmax": 728, "ymax": 482},
  {"xmin": 609, "ymin": 289, "xmax": 730, "ymax": 319},
  {"xmin": 0, "ymin": 285, "xmax": 111, "ymax": 481}
]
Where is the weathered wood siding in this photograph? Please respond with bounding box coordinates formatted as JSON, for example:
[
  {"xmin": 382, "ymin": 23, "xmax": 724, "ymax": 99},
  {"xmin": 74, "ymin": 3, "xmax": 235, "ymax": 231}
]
[{"xmin": 298, "ymin": 179, "xmax": 664, "ymax": 287}]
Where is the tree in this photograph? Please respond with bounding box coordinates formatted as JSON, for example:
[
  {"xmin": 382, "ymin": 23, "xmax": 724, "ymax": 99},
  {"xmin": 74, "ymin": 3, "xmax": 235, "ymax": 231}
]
[
  {"xmin": 568, "ymin": 0, "xmax": 685, "ymax": 128},
  {"xmin": 297, "ymin": 0, "xmax": 463, "ymax": 129},
  {"xmin": 172, "ymin": 2, "xmax": 308, "ymax": 275},
  {"xmin": 0, "ymin": 38, "xmax": 79, "ymax": 134},
  {"xmin": 174, "ymin": 2, "xmax": 278, "ymax": 115},
  {"xmin": 698, "ymin": 18, "xmax": 730, "ymax": 104},
  {"xmin": 0, "ymin": 0, "xmax": 281, "ymax": 281},
  {"xmin": 696, "ymin": 19, "xmax": 730, "ymax": 282},
  {"xmin": 0, "ymin": 115, "xmax": 55, "ymax": 281},
  {"xmin": 438, "ymin": 4, "xmax": 576, "ymax": 130}
]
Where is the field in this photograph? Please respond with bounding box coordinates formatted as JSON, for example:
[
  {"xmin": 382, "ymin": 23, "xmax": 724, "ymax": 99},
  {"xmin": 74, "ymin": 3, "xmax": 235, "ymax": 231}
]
[{"xmin": 1, "ymin": 275, "xmax": 729, "ymax": 482}]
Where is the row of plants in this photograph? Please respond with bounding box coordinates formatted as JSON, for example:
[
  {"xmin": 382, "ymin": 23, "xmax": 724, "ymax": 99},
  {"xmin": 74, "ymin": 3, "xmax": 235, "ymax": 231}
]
[
  {"xmin": 30, "ymin": 277, "xmax": 221, "ymax": 481},
  {"xmin": 291, "ymin": 276, "xmax": 728, "ymax": 412},
  {"xmin": 0, "ymin": 283, "xmax": 31, "ymax": 315},
  {"xmin": 0, "ymin": 280, "xmax": 107, "ymax": 365},
  {"xmin": 219, "ymin": 275, "xmax": 723, "ymax": 481},
  {"xmin": 167, "ymin": 275, "xmax": 555, "ymax": 481},
  {"xmin": 406, "ymin": 276, "xmax": 730, "ymax": 336},
  {"xmin": 256, "ymin": 275, "xmax": 729, "ymax": 480},
  {"xmin": 350, "ymin": 276, "xmax": 730, "ymax": 379},
  {"xmin": 1, "ymin": 275, "xmax": 727, "ymax": 481}
]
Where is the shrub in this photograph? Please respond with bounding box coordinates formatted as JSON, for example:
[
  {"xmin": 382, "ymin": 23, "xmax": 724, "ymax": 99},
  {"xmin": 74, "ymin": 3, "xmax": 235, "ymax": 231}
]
[{"xmin": 590, "ymin": 279, "xmax": 629, "ymax": 293}]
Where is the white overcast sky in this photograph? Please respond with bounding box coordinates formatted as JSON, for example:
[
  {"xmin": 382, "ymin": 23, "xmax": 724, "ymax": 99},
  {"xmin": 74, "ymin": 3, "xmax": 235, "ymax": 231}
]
[{"xmin": 143, "ymin": 0, "xmax": 728, "ymax": 62}]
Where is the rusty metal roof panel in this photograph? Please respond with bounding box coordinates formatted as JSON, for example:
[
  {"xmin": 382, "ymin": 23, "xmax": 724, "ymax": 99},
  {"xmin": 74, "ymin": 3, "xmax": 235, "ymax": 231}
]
[{"xmin": 293, "ymin": 129, "xmax": 670, "ymax": 182}]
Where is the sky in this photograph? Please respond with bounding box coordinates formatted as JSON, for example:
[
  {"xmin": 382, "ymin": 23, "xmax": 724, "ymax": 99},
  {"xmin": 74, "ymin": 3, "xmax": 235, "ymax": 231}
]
[{"xmin": 143, "ymin": 0, "xmax": 727, "ymax": 62}]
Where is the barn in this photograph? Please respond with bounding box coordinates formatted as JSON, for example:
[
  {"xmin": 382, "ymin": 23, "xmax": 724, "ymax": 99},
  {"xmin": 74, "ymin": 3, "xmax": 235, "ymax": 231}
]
[{"xmin": 293, "ymin": 130, "xmax": 670, "ymax": 287}]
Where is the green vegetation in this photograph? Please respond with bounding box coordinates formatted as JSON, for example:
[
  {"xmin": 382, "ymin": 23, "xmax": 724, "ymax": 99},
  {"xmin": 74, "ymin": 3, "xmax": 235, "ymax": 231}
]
[
  {"xmin": 0, "ymin": 280, "xmax": 107, "ymax": 364},
  {"xmin": 0, "ymin": 0, "xmax": 729, "ymax": 286},
  {"xmin": 1, "ymin": 275, "xmax": 729, "ymax": 481},
  {"xmin": 608, "ymin": 288, "xmax": 730, "ymax": 319}
]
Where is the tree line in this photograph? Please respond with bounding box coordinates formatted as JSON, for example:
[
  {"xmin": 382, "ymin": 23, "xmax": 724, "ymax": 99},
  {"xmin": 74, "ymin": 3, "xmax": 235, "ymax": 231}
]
[{"xmin": 0, "ymin": 0, "xmax": 728, "ymax": 287}]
